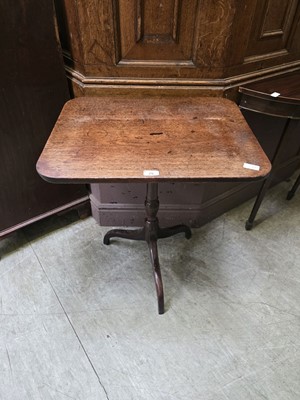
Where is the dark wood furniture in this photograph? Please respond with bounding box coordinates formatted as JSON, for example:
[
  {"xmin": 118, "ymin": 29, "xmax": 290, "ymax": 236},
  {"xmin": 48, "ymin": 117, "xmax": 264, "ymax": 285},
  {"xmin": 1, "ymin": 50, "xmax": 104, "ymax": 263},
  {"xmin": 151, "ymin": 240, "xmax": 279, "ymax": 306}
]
[
  {"xmin": 239, "ymin": 70, "xmax": 300, "ymax": 229},
  {"xmin": 37, "ymin": 96, "xmax": 270, "ymax": 314},
  {"xmin": 0, "ymin": 0, "xmax": 88, "ymax": 238}
]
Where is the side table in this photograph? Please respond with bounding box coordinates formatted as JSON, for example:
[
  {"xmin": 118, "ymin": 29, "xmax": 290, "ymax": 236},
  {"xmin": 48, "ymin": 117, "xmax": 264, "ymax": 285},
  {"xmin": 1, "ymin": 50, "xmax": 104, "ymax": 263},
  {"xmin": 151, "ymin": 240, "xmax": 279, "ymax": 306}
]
[
  {"xmin": 239, "ymin": 70, "xmax": 300, "ymax": 230},
  {"xmin": 37, "ymin": 96, "xmax": 270, "ymax": 314}
]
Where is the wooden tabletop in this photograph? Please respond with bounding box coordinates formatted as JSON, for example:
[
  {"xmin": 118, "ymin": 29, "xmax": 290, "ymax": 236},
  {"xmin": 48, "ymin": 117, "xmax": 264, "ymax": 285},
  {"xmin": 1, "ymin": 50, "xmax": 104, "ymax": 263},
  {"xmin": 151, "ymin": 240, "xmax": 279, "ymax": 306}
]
[
  {"xmin": 37, "ymin": 96, "xmax": 271, "ymax": 183},
  {"xmin": 239, "ymin": 70, "xmax": 300, "ymax": 103},
  {"xmin": 239, "ymin": 70, "xmax": 300, "ymax": 119}
]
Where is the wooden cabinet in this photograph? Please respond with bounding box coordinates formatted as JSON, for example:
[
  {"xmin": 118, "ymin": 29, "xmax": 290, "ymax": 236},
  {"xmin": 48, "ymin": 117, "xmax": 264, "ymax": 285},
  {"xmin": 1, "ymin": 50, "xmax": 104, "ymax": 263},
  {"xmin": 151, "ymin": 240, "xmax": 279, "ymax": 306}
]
[
  {"xmin": 53, "ymin": 1, "xmax": 300, "ymax": 228},
  {"xmin": 0, "ymin": 1, "xmax": 88, "ymax": 237},
  {"xmin": 55, "ymin": 0, "xmax": 300, "ymax": 95}
]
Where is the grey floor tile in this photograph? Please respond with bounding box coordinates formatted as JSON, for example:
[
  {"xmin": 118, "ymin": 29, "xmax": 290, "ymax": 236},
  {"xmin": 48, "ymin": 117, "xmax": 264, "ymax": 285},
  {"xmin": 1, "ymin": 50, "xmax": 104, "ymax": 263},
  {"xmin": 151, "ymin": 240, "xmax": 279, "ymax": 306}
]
[
  {"xmin": 25, "ymin": 216, "xmax": 166, "ymax": 313},
  {"xmin": 68, "ymin": 308, "xmax": 229, "ymax": 400},
  {"xmin": 0, "ymin": 314, "xmax": 109, "ymax": 400},
  {"xmin": 0, "ymin": 226, "xmax": 114, "ymax": 400},
  {"xmin": 0, "ymin": 233, "xmax": 61, "ymax": 316}
]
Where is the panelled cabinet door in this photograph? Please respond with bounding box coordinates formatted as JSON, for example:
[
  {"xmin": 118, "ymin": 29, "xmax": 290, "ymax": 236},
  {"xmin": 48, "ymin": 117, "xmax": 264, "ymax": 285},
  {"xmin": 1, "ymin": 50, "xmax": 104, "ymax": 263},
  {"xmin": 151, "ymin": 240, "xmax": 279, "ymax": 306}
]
[
  {"xmin": 116, "ymin": 0, "xmax": 198, "ymax": 65},
  {"xmin": 245, "ymin": 0, "xmax": 299, "ymax": 61}
]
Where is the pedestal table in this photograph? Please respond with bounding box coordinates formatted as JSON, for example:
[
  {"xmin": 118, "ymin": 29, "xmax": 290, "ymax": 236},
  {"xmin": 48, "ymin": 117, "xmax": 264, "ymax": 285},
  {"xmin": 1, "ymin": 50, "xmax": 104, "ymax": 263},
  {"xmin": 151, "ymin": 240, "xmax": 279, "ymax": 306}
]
[{"xmin": 37, "ymin": 96, "xmax": 270, "ymax": 314}]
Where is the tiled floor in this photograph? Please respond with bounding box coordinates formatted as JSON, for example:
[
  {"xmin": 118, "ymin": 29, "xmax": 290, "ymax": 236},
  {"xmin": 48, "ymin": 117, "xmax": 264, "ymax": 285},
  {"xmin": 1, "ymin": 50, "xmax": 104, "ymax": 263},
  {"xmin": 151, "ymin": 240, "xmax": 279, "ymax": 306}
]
[{"xmin": 1, "ymin": 177, "xmax": 300, "ymax": 399}]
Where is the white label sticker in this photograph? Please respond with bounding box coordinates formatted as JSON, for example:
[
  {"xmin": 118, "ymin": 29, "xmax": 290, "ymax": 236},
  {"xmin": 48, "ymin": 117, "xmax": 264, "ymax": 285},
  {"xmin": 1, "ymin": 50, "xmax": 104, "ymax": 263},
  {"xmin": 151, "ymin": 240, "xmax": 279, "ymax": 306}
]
[
  {"xmin": 143, "ymin": 169, "xmax": 160, "ymax": 176},
  {"xmin": 243, "ymin": 162, "xmax": 260, "ymax": 171},
  {"xmin": 270, "ymin": 92, "xmax": 280, "ymax": 97}
]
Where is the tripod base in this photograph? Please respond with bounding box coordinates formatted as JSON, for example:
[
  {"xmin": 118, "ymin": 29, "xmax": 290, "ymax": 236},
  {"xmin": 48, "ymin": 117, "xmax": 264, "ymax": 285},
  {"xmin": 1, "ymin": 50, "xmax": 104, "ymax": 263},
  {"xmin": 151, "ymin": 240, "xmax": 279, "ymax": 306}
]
[{"xmin": 103, "ymin": 183, "xmax": 192, "ymax": 314}]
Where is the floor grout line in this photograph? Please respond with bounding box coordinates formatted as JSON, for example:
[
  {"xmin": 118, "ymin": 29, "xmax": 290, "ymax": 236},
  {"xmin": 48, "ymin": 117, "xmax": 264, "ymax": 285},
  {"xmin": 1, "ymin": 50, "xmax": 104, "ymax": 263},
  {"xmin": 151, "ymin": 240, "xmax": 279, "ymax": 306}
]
[{"xmin": 26, "ymin": 238, "xmax": 110, "ymax": 400}]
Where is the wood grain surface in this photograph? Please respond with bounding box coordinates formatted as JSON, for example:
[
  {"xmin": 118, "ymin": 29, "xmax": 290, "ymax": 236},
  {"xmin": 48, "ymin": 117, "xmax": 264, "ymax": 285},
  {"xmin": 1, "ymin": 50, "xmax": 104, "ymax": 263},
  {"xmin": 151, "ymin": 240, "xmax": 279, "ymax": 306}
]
[{"xmin": 37, "ymin": 96, "xmax": 271, "ymax": 183}]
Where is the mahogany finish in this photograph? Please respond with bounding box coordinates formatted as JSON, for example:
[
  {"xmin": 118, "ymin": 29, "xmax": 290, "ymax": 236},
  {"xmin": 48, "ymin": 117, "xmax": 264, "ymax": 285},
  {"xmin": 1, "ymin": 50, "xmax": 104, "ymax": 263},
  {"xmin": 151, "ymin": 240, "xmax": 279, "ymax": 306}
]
[
  {"xmin": 240, "ymin": 70, "xmax": 300, "ymax": 102},
  {"xmin": 37, "ymin": 96, "xmax": 270, "ymax": 313},
  {"xmin": 239, "ymin": 70, "xmax": 300, "ymax": 118}
]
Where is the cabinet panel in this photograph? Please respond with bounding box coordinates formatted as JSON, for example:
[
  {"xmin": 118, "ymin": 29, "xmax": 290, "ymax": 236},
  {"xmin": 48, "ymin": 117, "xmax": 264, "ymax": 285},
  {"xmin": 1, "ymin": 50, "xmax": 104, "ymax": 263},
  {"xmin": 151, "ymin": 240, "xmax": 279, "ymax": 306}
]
[
  {"xmin": 263, "ymin": 0, "xmax": 291, "ymax": 32},
  {"xmin": 245, "ymin": 0, "xmax": 298, "ymax": 60},
  {"xmin": 116, "ymin": 0, "xmax": 198, "ymax": 64}
]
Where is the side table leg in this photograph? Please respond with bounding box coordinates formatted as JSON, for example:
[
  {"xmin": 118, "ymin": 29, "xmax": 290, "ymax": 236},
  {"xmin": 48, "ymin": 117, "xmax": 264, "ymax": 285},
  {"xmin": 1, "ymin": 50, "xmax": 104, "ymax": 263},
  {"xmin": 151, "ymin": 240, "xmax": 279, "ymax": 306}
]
[
  {"xmin": 103, "ymin": 228, "xmax": 144, "ymax": 245},
  {"xmin": 246, "ymin": 119, "xmax": 293, "ymax": 230},
  {"xmin": 287, "ymin": 172, "xmax": 300, "ymax": 200},
  {"xmin": 158, "ymin": 225, "xmax": 192, "ymax": 240},
  {"xmin": 245, "ymin": 177, "xmax": 272, "ymax": 230},
  {"xmin": 102, "ymin": 182, "xmax": 191, "ymax": 314},
  {"xmin": 148, "ymin": 240, "xmax": 164, "ymax": 314}
]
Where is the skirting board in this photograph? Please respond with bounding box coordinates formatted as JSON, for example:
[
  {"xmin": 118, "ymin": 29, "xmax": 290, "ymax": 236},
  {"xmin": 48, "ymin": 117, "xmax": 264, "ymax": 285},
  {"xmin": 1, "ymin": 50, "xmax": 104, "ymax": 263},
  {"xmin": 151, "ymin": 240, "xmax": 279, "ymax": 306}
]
[{"xmin": 89, "ymin": 181, "xmax": 261, "ymax": 228}]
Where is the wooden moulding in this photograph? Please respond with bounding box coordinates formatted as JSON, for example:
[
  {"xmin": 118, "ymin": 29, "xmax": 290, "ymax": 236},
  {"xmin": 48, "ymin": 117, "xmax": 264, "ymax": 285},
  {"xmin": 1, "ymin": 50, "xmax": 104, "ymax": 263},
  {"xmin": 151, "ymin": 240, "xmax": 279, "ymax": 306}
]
[{"xmin": 65, "ymin": 61, "xmax": 300, "ymax": 99}]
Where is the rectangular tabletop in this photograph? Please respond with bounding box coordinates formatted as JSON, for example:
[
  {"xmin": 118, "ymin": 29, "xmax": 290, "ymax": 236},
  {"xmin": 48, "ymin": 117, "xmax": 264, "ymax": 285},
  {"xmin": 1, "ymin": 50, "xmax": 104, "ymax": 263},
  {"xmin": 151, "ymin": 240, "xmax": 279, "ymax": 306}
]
[{"xmin": 37, "ymin": 96, "xmax": 271, "ymax": 183}]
